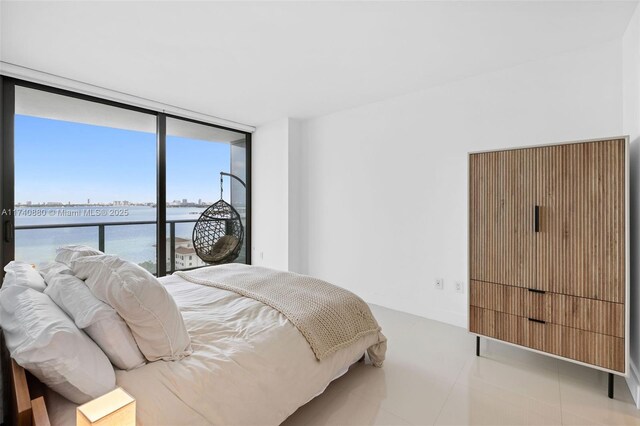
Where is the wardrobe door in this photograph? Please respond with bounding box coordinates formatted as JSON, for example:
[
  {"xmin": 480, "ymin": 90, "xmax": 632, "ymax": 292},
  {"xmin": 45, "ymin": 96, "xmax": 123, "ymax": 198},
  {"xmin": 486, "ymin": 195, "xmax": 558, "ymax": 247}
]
[
  {"xmin": 469, "ymin": 149, "xmax": 537, "ymax": 288},
  {"xmin": 536, "ymin": 140, "xmax": 625, "ymax": 303}
]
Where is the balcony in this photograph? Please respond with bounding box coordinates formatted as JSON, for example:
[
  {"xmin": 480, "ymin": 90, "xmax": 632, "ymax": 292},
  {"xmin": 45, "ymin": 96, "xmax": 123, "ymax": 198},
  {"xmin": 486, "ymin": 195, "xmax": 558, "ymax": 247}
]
[{"xmin": 15, "ymin": 219, "xmax": 204, "ymax": 275}]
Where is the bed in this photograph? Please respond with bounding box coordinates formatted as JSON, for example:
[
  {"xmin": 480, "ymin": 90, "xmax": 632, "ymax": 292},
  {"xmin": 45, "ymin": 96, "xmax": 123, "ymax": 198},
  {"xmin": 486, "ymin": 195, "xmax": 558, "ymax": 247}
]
[{"xmin": 2, "ymin": 263, "xmax": 387, "ymax": 426}]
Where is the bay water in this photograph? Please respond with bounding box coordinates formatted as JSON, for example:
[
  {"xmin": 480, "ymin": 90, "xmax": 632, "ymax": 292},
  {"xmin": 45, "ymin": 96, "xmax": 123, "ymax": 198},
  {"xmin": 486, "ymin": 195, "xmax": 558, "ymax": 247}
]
[{"xmin": 13, "ymin": 206, "xmax": 206, "ymax": 268}]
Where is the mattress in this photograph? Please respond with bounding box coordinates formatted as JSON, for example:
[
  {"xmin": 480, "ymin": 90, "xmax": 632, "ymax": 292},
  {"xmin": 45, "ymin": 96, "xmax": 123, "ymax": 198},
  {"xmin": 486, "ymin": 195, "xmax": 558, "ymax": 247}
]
[{"xmin": 46, "ymin": 273, "xmax": 382, "ymax": 425}]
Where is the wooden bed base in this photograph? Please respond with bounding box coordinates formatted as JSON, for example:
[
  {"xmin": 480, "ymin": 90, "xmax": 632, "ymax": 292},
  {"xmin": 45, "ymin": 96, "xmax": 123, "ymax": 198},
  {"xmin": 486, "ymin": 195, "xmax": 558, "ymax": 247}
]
[
  {"xmin": 9, "ymin": 360, "xmax": 50, "ymax": 426},
  {"xmin": 2, "ymin": 333, "xmax": 51, "ymax": 426}
]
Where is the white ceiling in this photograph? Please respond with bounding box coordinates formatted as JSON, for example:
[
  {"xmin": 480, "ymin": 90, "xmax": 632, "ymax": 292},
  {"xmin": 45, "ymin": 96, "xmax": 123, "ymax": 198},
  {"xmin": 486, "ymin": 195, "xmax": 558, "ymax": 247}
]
[
  {"xmin": 1, "ymin": 1, "xmax": 638, "ymax": 127},
  {"xmin": 15, "ymin": 85, "xmax": 245, "ymax": 142}
]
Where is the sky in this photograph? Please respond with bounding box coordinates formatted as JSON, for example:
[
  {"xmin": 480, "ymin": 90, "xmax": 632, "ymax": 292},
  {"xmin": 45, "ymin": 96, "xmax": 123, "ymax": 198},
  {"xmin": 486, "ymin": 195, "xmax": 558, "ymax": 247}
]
[{"xmin": 15, "ymin": 115, "xmax": 234, "ymax": 204}]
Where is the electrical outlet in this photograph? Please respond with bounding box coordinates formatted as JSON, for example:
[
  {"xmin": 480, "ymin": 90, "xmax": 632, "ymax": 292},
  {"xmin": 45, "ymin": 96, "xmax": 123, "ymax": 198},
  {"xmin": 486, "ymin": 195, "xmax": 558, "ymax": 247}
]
[
  {"xmin": 455, "ymin": 281, "xmax": 464, "ymax": 293},
  {"xmin": 435, "ymin": 279, "xmax": 444, "ymax": 290}
]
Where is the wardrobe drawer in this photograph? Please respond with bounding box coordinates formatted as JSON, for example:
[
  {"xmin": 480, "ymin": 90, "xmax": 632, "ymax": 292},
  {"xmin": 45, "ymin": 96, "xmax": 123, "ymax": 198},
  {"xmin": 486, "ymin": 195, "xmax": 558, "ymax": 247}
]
[
  {"xmin": 469, "ymin": 306, "xmax": 526, "ymax": 347},
  {"xmin": 470, "ymin": 306, "xmax": 625, "ymax": 372},
  {"xmin": 470, "ymin": 281, "xmax": 623, "ymax": 335},
  {"xmin": 525, "ymin": 320, "xmax": 624, "ymax": 372},
  {"xmin": 470, "ymin": 280, "xmax": 523, "ymax": 316},
  {"xmin": 550, "ymin": 295, "xmax": 624, "ymax": 338},
  {"xmin": 470, "ymin": 281, "xmax": 551, "ymax": 322},
  {"xmin": 551, "ymin": 324, "xmax": 625, "ymax": 372},
  {"xmin": 524, "ymin": 289, "xmax": 551, "ymax": 323}
]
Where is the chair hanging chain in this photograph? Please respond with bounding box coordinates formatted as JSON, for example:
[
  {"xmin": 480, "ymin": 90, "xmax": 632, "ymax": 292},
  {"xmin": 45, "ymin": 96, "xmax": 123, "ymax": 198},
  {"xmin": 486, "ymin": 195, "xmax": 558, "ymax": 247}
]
[{"xmin": 220, "ymin": 174, "xmax": 224, "ymax": 199}]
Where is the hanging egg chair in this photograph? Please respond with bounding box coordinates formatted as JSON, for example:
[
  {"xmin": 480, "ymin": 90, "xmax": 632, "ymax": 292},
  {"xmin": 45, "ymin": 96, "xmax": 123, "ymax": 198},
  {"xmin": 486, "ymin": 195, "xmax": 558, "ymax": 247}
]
[{"xmin": 193, "ymin": 172, "xmax": 245, "ymax": 265}]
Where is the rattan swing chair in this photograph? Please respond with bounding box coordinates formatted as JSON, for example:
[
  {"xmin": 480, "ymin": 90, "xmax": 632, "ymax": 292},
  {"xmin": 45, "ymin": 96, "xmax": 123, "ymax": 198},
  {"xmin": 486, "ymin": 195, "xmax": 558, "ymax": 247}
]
[{"xmin": 192, "ymin": 172, "xmax": 245, "ymax": 265}]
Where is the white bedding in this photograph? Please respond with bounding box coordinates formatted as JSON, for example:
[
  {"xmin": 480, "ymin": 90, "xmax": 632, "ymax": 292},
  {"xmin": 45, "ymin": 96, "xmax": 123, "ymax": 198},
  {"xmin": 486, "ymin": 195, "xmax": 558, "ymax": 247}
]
[{"xmin": 46, "ymin": 273, "xmax": 384, "ymax": 425}]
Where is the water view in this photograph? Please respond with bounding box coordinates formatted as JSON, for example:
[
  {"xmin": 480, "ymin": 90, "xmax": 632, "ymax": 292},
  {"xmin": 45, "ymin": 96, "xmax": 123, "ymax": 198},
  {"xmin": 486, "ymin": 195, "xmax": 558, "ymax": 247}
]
[{"xmin": 14, "ymin": 206, "xmax": 207, "ymax": 270}]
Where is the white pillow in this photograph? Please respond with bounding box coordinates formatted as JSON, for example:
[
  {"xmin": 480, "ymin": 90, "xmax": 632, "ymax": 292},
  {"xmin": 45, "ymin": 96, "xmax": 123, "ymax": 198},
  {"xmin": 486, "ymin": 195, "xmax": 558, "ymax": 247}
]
[
  {"xmin": 0, "ymin": 285, "xmax": 115, "ymax": 404},
  {"xmin": 3, "ymin": 261, "xmax": 46, "ymax": 292},
  {"xmin": 72, "ymin": 255, "xmax": 192, "ymax": 362},
  {"xmin": 55, "ymin": 245, "xmax": 103, "ymax": 267},
  {"xmin": 37, "ymin": 261, "xmax": 73, "ymax": 283},
  {"xmin": 44, "ymin": 273, "xmax": 146, "ymax": 370}
]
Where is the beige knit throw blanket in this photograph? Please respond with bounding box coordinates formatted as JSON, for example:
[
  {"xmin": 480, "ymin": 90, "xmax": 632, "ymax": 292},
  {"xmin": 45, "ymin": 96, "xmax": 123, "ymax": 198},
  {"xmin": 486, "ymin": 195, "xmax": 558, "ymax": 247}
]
[{"xmin": 175, "ymin": 264, "xmax": 386, "ymax": 366}]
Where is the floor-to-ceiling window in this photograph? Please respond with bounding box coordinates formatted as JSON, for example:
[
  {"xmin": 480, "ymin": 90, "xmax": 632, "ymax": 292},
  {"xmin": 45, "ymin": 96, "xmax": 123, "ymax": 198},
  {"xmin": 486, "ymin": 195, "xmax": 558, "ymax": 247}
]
[
  {"xmin": 14, "ymin": 86, "xmax": 158, "ymax": 271},
  {"xmin": 0, "ymin": 78, "xmax": 251, "ymax": 275},
  {"xmin": 165, "ymin": 117, "xmax": 249, "ymax": 272}
]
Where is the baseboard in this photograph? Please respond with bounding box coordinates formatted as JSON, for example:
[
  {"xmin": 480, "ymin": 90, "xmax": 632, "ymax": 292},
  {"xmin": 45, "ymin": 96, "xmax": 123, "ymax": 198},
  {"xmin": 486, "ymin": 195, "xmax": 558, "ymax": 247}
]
[
  {"xmin": 366, "ymin": 298, "xmax": 466, "ymax": 329},
  {"xmin": 425, "ymin": 308, "xmax": 466, "ymax": 329},
  {"xmin": 626, "ymin": 359, "xmax": 640, "ymax": 408}
]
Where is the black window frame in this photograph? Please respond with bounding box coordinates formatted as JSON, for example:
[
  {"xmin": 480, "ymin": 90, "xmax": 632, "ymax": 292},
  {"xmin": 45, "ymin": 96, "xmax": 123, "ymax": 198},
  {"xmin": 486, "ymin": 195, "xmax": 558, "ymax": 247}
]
[{"xmin": 0, "ymin": 76, "xmax": 252, "ymax": 275}]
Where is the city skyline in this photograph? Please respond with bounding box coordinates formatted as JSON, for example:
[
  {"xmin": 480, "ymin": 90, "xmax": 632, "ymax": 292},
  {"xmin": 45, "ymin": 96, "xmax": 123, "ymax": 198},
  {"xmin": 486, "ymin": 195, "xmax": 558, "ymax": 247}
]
[{"xmin": 15, "ymin": 198, "xmax": 216, "ymax": 207}]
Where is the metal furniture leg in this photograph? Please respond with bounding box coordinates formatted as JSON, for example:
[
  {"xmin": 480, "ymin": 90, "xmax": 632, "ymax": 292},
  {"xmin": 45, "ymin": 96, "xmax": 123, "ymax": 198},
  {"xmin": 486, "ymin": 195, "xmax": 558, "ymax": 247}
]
[{"xmin": 609, "ymin": 373, "xmax": 614, "ymax": 399}]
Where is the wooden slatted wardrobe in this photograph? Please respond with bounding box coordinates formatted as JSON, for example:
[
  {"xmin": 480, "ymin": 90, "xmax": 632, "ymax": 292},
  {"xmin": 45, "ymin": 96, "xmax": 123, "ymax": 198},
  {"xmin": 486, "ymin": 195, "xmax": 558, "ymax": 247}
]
[{"xmin": 468, "ymin": 137, "xmax": 628, "ymax": 398}]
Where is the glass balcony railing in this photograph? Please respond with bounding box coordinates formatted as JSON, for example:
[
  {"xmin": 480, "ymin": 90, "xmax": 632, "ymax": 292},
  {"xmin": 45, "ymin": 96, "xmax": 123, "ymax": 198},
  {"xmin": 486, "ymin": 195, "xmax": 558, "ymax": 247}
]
[{"xmin": 15, "ymin": 219, "xmax": 200, "ymax": 275}]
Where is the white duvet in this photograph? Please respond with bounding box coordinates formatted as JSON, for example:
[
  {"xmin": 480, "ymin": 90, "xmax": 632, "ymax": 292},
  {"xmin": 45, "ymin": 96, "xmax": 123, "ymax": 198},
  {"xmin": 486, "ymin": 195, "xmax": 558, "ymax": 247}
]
[{"xmin": 47, "ymin": 273, "xmax": 385, "ymax": 426}]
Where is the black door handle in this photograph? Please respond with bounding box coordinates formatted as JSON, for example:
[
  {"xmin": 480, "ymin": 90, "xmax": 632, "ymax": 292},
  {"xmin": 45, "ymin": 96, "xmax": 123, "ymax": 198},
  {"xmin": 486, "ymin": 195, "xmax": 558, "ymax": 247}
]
[
  {"xmin": 528, "ymin": 318, "xmax": 546, "ymax": 324},
  {"xmin": 4, "ymin": 220, "xmax": 13, "ymax": 243},
  {"xmin": 528, "ymin": 288, "xmax": 546, "ymax": 294},
  {"xmin": 534, "ymin": 205, "xmax": 540, "ymax": 233}
]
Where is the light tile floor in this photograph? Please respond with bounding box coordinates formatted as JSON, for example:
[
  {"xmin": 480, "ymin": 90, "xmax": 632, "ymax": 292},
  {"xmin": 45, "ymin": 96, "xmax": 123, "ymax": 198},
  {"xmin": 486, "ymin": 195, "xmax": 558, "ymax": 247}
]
[{"xmin": 282, "ymin": 305, "xmax": 640, "ymax": 426}]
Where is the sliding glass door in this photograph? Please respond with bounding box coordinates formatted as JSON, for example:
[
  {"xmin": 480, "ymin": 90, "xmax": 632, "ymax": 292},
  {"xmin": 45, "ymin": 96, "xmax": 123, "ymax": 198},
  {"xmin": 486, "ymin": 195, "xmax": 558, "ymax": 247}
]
[
  {"xmin": 0, "ymin": 77, "xmax": 251, "ymax": 275},
  {"xmin": 165, "ymin": 117, "xmax": 249, "ymax": 272}
]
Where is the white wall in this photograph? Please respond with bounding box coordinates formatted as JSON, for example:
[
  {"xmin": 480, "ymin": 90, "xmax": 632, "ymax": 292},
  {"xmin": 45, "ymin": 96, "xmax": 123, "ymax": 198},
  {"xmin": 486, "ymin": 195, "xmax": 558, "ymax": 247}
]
[
  {"xmin": 623, "ymin": 2, "xmax": 640, "ymax": 408},
  {"xmin": 288, "ymin": 119, "xmax": 305, "ymax": 273},
  {"xmin": 252, "ymin": 118, "xmax": 305, "ymax": 271},
  {"xmin": 251, "ymin": 118, "xmax": 290, "ymax": 270},
  {"xmin": 293, "ymin": 41, "xmax": 624, "ymax": 327}
]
